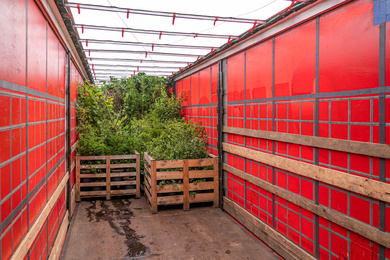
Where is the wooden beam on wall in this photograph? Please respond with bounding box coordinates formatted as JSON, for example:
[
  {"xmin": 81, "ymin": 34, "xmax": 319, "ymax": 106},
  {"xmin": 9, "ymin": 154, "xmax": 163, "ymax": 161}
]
[
  {"xmin": 223, "ymin": 164, "xmax": 390, "ymax": 248},
  {"xmin": 11, "ymin": 173, "xmax": 69, "ymax": 260},
  {"xmin": 223, "ymin": 143, "xmax": 390, "ymax": 203},
  {"xmin": 48, "ymin": 210, "xmax": 69, "ymax": 260},
  {"xmin": 223, "ymin": 126, "xmax": 390, "ymax": 159},
  {"xmin": 224, "ymin": 197, "xmax": 316, "ymax": 260}
]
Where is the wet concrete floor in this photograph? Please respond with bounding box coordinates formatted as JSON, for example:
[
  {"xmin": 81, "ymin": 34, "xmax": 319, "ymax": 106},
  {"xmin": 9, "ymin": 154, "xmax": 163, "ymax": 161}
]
[{"xmin": 61, "ymin": 197, "xmax": 281, "ymax": 260}]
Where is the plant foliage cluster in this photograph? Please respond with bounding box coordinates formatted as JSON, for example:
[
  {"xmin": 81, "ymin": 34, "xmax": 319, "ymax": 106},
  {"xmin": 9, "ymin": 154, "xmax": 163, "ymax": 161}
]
[{"xmin": 76, "ymin": 73, "xmax": 208, "ymax": 161}]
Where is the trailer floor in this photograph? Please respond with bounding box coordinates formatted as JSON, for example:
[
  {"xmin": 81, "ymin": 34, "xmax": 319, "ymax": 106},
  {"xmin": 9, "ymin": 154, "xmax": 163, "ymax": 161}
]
[{"xmin": 60, "ymin": 197, "xmax": 280, "ymax": 260}]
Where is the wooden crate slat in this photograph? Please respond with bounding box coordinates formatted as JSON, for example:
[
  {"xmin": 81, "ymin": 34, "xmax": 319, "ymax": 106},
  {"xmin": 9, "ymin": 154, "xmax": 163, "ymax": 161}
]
[
  {"xmin": 80, "ymin": 164, "xmax": 106, "ymax": 169},
  {"xmin": 80, "ymin": 173, "xmax": 106, "ymax": 178},
  {"xmin": 111, "ymin": 180, "xmax": 136, "ymax": 186},
  {"xmin": 157, "ymin": 195, "xmax": 183, "ymax": 205},
  {"xmin": 157, "ymin": 184, "xmax": 183, "ymax": 193},
  {"xmin": 80, "ymin": 182, "xmax": 106, "ymax": 187},
  {"xmin": 80, "ymin": 190, "xmax": 106, "ymax": 197},
  {"xmin": 144, "ymin": 163, "xmax": 151, "ymax": 174},
  {"xmin": 145, "ymin": 185, "xmax": 152, "ymax": 202},
  {"xmin": 188, "ymin": 170, "xmax": 214, "ymax": 179},
  {"xmin": 189, "ymin": 193, "xmax": 214, "ymax": 203},
  {"xmin": 79, "ymin": 155, "xmax": 107, "ymax": 160},
  {"xmin": 109, "ymin": 155, "xmax": 137, "ymax": 160},
  {"xmin": 144, "ymin": 152, "xmax": 153, "ymax": 165},
  {"xmin": 155, "ymin": 160, "xmax": 184, "ymax": 169},
  {"xmin": 156, "ymin": 171, "xmax": 183, "ymax": 180},
  {"xmin": 189, "ymin": 182, "xmax": 214, "ymax": 191},
  {"xmin": 111, "ymin": 172, "xmax": 136, "ymax": 177},
  {"xmin": 110, "ymin": 163, "xmax": 136, "ymax": 169},
  {"xmin": 111, "ymin": 190, "xmax": 137, "ymax": 196},
  {"xmin": 188, "ymin": 158, "xmax": 214, "ymax": 167},
  {"xmin": 144, "ymin": 173, "xmax": 152, "ymax": 188}
]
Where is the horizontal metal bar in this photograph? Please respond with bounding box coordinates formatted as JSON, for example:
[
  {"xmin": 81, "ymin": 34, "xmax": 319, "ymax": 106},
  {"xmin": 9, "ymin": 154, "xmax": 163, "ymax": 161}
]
[
  {"xmin": 84, "ymin": 48, "xmax": 200, "ymax": 58},
  {"xmin": 88, "ymin": 57, "xmax": 190, "ymax": 64},
  {"xmin": 89, "ymin": 63, "xmax": 182, "ymax": 69},
  {"xmin": 66, "ymin": 3, "xmax": 265, "ymax": 24},
  {"xmin": 79, "ymin": 38, "xmax": 218, "ymax": 50},
  {"xmin": 74, "ymin": 24, "xmax": 236, "ymax": 39}
]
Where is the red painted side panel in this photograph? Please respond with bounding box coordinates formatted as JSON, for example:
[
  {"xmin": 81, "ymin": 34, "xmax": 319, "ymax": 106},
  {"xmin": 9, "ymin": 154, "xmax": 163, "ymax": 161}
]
[{"xmin": 0, "ymin": 0, "xmax": 26, "ymax": 86}]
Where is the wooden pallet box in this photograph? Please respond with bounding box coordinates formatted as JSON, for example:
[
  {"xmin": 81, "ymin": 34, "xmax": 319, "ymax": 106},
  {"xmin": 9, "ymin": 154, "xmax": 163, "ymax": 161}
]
[
  {"xmin": 143, "ymin": 152, "xmax": 219, "ymax": 213},
  {"xmin": 76, "ymin": 152, "xmax": 141, "ymax": 201}
]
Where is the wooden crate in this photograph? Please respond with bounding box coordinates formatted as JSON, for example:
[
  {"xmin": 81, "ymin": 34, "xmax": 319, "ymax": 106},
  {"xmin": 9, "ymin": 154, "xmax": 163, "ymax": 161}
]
[
  {"xmin": 144, "ymin": 152, "xmax": 219, "ymax": 213},
  {"xmin": 76, "ymin": 152, "xmax": 140, "ymax": 201}
]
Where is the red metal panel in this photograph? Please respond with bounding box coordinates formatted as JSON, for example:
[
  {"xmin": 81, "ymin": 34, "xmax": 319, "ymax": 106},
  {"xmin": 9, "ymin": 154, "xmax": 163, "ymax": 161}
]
[
  {"xmin": 0, "ymin": 0, "xmax": 26, "ymax": 86},
  {"xmin": 191, "ymin": 73, "xmax": 199, "ymax": 106},
  {"xmin": 319, "ymin": 0, "xmax": 379, "ymax": 93},
  {"xmin": 27, "ymin": 0, "xmax": 47, "ymax": 93},
  {"xmin": 47, "ymin": 27, "xmax": 59, "ymax": 97},
  {"xmin": 246, "ymin": 40, "xmax": 273, "ymax": 99},
  {"xmin": 275, "ymin": 20, "xmax": 316, "ymax": 97},
  {"xmin": 227, "ymin": 53, "xmax": 244, "ymax": 102},
  {"xmin": 199, "ymin": 68, "xmax": 210, "ymax": 105},
  {"xmin": 182, "ymin": 76, "xmax": 190, "ymax": 106}
]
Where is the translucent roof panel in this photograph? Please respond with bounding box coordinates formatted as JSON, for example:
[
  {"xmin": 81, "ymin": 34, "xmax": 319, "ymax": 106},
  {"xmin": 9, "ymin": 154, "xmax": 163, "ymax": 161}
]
[{"xmin": 66, "ymin": 0, "xmax": 294, "ymax": 83}]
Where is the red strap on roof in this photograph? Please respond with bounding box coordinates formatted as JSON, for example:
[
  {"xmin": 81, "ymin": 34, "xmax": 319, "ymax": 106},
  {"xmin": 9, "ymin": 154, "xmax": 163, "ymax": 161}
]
[
  {"xmin": 159, "ymin": 31, "xmax": 162, "ymax": 40},
  {"xmin": 172, "ymin": 13, "xmax": 176, "ymax": 25},
  {"xmin": 127, "ymin": 9, "xmax": 130, "ymax": 19},
  {"xmin": 214, "ymin": 17, "xmax": 218, "ymax": 26},
  {"xmin": 86, "ymin": 39, "xmax": 88, "ymax": 47},
  {"xmin": 81, "ymin": 25, "xmax": 84, "ymax": 34},
  {"xmin": 77, "ymin": 4, "xmax": 80, "ymax": 14},
  {"xmin": 122, "ymin": 28, "xmax": 124, "ymax": 37},
  {"xmin": 152, "ymin": 44, "xmax": 154, "ymax": 51},
  {"xmin": 145, "ymin": 52, "xmax": 148, "ymax": 58}
]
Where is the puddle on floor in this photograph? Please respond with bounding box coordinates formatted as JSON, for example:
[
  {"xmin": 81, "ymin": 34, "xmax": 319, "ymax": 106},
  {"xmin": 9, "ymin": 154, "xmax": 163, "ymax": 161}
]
[{"xmin": 85, "ymin": 199, "xmax": 150, "ymax": 259}]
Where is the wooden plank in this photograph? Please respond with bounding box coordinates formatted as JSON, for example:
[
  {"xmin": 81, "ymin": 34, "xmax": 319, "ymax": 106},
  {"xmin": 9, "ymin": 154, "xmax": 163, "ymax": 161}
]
[
  {"xmin": 80, "ymin": 182, "xmax": 106, "ymax": 187},
  {"xmin": 80, "ymin": 190, "xmax": 106, "ymax": 197},
  {"xmin": 213, "ymin": 157, "xmax": 219, "ymax": 208},
  {"xmin": 70, "ymin": 160, "xmax": 76, "ymax": 172},
  {"xmin": 11, "ymin": 173, "xmax": 69, "ymax": 260},
  {"xmin": 209, "ymin": 153, "xmax": 217, "ymax": 158},
  {"xmin": 106, "ymin": 156, "xmax": 111, "ymax": 200},
  {"xmin": 155, "ymin": 159, "xmax": 184, "ymax": 169},
  {"xmin": 76, "ymin": 155, "xmax": 81, "ymax": 202},
  {"xmin": 71, "ymin": 141, "xmax": 78, "ymax": 153},
  {"xmin": 110, "ymin": 154, "xmax": 137, "ymax": 159},
  {"xmin": 157, "ymin": 184, "xmax": 183, "ymax": 193},
  {"xmin": 80, "ymin": 164, "xmax": 106, "ymax": 169},
  {"xmin": 112, "ymin": 180, "xmax": 136, "ymax": 186},
  {"xmin": 80, "ymin": 173, "xmax": 106, "ymax": 178},
  {"xmin": 224, "ymin": 164, "xmax": 390, "ymax": 249},
  {"xmin": 48, "ymin": 210, "xmax": 69, "ymax": 260},
  {"xmin": 144, "ymin": 152, "xmax": 154, "ymax": 165},
  {"xmin": 188, "ymin": 158, "xmax": 214, "ymax": 167},
  {"xmin": 136, "ymin": 152, "xmax": 141, "ymax": 198},
  {"xmin": 158, "ymin": 195, "xmax": 183, "ymax": 205},
  {"xmin": 156, "ymin": 171, "xmax": 183, "ymax": 180},
  {"xmin": 223, "ymin": 143, "xmax": 390, "ymax": 203},
  {"xmin": 223, "ymin": 197, "xmax": 316, "ymax": 260},
  {"xmin": 183, "ymin": 160, "xmax": 190, "ymax": 210},
  {"xmin": 144, "ymin": 163, "xmax": 151, "ymax": 174},
  {"xmin": 111, "ymin": 190, "xmax": 136, "ymax": 196},
  {"xmin": 151, "ymin": 160, "xmax": 158, "ymax": 213},
  {"xmin": 223, "ymin": 126, "xmax": 390, "ymax": 159},
  {"xmin": 144, "ymin": 173, "xmax": 152, "ymax": 189},
  {"xmin": 144, "ymin": 185, "xmax": 152, "ymax": 204},
  {"xmin": 188, "ymin": 170, "xmax": 215, "ymax": 179},
  {"xmin": 189, "ymin": 182, "xmax": 214, "ymax": 191},
  {"xmin": 190, "ymin": 193, "xmax": 214, "ymax": 203},
  {"xmin": 110, "ymin": 163, "xmax": 136, "ymax": 169},
  {"xmin": 78, "ymin": 155, "xmax": 107, "ymax": 160},
  {"xmin": 111, "ymin": 172, "xmax": 136, "ymax": 178}
]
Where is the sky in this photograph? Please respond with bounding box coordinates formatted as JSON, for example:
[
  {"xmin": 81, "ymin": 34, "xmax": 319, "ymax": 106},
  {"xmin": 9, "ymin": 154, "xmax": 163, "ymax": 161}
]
[{"xmin": 67, "ymin": 0, "xmax": 292, "ymax": 83}]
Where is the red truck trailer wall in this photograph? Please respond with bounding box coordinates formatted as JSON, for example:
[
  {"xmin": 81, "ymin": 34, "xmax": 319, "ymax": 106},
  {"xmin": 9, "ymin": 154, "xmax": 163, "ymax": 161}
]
[
  {"xmin": 179, "ymin": 0, "xmax": 389, "ymax": 259},
  {"xmin": 0, "ymin": 0, "xmax": 83, "ymax": 259}
]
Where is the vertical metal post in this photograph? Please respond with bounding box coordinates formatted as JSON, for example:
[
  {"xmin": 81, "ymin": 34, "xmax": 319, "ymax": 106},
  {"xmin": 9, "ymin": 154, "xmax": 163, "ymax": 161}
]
[
  {"xmin": 65, "ymin": 52, "xmax": 71, "ymax": 219},
  {"xmin": 217, "ymin": 60, "xmax": 224, "ymax": 208}
]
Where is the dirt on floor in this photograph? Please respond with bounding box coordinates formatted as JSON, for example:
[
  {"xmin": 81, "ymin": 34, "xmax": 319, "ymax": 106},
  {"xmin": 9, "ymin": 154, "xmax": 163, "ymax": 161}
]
[{"xmin": 61, "ymin": 197, "xmax": 280, "ymax": 260}]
